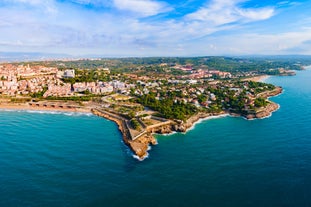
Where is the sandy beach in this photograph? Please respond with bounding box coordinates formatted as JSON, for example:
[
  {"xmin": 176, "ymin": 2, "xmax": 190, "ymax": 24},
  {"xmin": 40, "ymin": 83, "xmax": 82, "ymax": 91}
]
[
  {"xmin": 243, "ymin": 75, "xmax": 270, "ymax": 82},
  {"xmin": 0, "ymin": 103, "xmax": 92, "ymax": 114}
]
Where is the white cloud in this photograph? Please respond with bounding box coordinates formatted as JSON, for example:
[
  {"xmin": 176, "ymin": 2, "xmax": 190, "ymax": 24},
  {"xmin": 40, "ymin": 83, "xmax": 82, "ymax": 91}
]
[
  {"xmin": 4, "ymin": 0, "xmax": 43, "ymax": 5},
  {"xmin": 237, "ymin": 8, "xmax": 274, "ymax": 21},
  {"xmin": 187, "ymin": 0, "xmax": 274, "ymax": 25},
  {"xmin": 0, "ymin": 0, "xmax": 310, "ymax": 56},
  {"xmin": 186, "ymin": 28, "xmax": 311, "ymax": 55},
  {"xmin": 113, "ymin": 0, "xmax": 171, "ymax": 17},
  {"xmin": 3, "ymin": 0, "xmax": 57, "ymax": 14},
  {"xmin": 68, "ymin": 0, "xmax": 113, "ymax": 7}
]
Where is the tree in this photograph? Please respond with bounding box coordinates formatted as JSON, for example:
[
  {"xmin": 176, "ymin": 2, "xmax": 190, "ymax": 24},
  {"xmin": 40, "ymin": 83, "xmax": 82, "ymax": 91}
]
[
  {"xmin": 254, "ymin": 97, "xmax": 267, "ymax": 107},
  {"xmin": 130, "ymin": 119, "xmax": 140, "ymax": 130}
]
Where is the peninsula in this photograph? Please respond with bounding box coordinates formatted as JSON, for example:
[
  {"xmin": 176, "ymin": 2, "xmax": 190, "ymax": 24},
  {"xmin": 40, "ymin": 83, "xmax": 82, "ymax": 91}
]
[
  {"xmin": 91, "ymin": 84, "xmax": 282, "ymax": 160},
  {"xmin": 0, "ymin": 56, "xmax": 301, "ymax": 159}
]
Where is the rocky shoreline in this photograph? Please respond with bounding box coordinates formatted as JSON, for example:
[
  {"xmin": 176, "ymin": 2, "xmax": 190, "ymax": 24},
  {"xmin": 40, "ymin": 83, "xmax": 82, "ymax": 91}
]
[
  {"xmin": 91, "ymin": 108, "xmax": 157, "ymax": 160},
  {"xmin": 244, "ymin": 86, "xmax": 283, "ymax": 120},
  {"xmin": 244, "ymin": 102, "xmax": 280, "ymax": 120},
  {"xmin": 0, "ymin": 86, "xmax": 283, "ymax": 161},
  {"xmin": 92, "ymin": 108, "xmax": 233, "ymax": 160},
  {"xmin": 91, "ymin": 86, "xmax": 283, "ymax": 160}
]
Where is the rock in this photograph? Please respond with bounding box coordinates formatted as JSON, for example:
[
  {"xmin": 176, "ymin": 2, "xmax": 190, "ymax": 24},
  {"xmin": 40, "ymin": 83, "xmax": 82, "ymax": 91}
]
[
  {"xmin": 255, "ymin": 102, "xmax": 279, "ymax": 119},
  {"xmin": 128, "ymin": 141, "xmax": 148, "ymax": 158},
  {"xmin": 246, "ymin": 114, "xmax": 255, "ymax": 119},
  {"xmin": 244, "ymin": 102, "xmax": 279, "ymax": 119}
]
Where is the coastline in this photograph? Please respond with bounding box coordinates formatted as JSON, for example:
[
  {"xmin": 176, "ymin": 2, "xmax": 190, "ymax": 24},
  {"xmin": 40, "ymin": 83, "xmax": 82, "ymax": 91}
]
[
  {"xmin": 110, "ymin": 86, "xmax": 282, "ymax": 160},
  {"xmin": 303, "ymin": 65, "xmax": 311, "ymax": 70},
  {"xmin": 181, "ymin": 113, "xmax": 229, "ymax": 133},
  {"xmin": 0, "ymin": 103, "xmax": 91, "ymax": 114},
  {"xmin": 242, "ymin": 75, "xmax": 270, "ymax": 82},
  {"xmin": 0, "ymin": 84, "xmax": 283, "ymax": 161},
  {"xmin": 91, "ymin": 108, "xmax": 157, "ymax": 161}
]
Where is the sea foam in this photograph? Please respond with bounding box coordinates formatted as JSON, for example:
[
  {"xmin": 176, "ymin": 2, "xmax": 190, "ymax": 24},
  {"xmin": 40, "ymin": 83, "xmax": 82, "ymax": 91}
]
[
  {"xmin": 132, "ymin": 146, "xmax": 152, "ymax": 161},
  {"xmin": 0, "ymin": 109, "xmax": 93, "ymax": 117},
  {"xmin": 132, "ymin": 153, "xmax": 149, "ymax": 161},
  {"xmin": 183, "ymin": 114, "xmax": 229, "ymax": 134}
]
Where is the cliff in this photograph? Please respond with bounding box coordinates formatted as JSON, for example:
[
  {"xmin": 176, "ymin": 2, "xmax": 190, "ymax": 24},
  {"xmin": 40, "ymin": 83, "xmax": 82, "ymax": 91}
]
[
  {"xmin": 245, "ymin": 102, "xmax": 279, "ymax": 120},
  {"xmin": 173, "ymin": 112, "xmax": 226, "ymax": 133},
  {"xmin": 244, "ymin": 87, "xmax": 283, "ymax": 119},
  {"xmin": 127, "ymin": 133, "xmax": 157, "ymax": 159},
  {"xmin": 259, "ymin": 86, "xmax": 283, "ymax": 99},
  {"xmin": 92, "ymin": 86, "xmax": 283, "ymax": 160},
  {"xmin": 91, "ymin": 108, "xmax": 157, "ymax": 160}
]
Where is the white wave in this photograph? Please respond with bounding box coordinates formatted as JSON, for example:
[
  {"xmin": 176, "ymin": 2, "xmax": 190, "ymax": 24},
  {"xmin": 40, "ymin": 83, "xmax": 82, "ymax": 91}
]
[
  {"xmin": 155, "ymin": 114, "xmax": 229, "ymax": 137},
  {"xmin": 152, "ymin": 140, "xmax": 158, "ymax": 145},
  {"xmin": 121, "ymin": 142, "xmax": 150, "ymax": 161},
  {"xmin": 303, "ymin": 65, "xmax": 311, "ymax": 70},
  {"xmin": 0, "ymin": 109, "xmax": 17, "ymax": 112},
  {"xmin": 63, "ymin": 112, "xmax": 93, "ymax": 117},
  {"xmin": 132, "ymin": 152, "xmax": 149, "ymax": 161},
  {"xmin": 268, "ymin": 90, "xmax": 284, "ymax": 99},
  {"xmin": 0, "ymin": 109, "xmax": 93, "ymax": 117},
  {"xmin": 183, "ymin": 114, "xmax": 229, "ymax": 134},
  {"xmin": 258, "ymin": 104, "xmax": 280, "ymax": 120},
  {"xmin": 246, "ymin": 113, "xmax": 272, "ymax": 121},
  {"xmin": 157, "ymin": 131, "xmax": 177, "ymax": 136},
  {"xmin": 242, "ymin": 104, "xmax": 280, "ymax": 121},
  {"xmin": 132, "ymin": 145, "xmax": 152, "ymax": 161}
]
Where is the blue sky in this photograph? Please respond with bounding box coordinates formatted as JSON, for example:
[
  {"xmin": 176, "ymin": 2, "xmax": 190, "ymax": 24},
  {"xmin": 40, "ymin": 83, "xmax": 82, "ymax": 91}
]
[{"xmin": 1, "ymin": 0, "xmax": 311, "ymax": 57}]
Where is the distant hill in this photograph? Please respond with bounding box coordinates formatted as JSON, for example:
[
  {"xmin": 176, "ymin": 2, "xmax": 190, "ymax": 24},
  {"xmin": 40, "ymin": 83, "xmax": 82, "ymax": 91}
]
[{"xmin": 0, "ymin": 52, "xmax": 71, "ymax": 62}]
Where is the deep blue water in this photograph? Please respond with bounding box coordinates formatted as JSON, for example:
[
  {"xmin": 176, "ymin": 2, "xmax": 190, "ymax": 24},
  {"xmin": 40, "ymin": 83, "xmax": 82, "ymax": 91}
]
[{"xmin": 1, "ymin": 69, "xmax": 311, "ymax": 207}]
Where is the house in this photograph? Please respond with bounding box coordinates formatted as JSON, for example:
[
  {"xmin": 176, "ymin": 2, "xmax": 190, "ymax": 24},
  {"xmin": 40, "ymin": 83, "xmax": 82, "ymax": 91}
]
[{"xmin": 63, "ymin": 70, "xmax": 75, "ymax": 78}]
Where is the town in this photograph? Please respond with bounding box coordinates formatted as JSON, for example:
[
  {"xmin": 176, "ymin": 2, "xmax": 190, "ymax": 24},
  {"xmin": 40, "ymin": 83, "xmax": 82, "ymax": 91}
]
[{"xmin": 0, "ymin": 57, "xmax": 297, "ymax": 159}]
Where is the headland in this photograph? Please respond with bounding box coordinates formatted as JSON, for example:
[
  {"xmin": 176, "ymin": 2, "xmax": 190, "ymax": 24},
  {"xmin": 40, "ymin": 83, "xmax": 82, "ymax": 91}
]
[
  {"xmin": 0, "ymin": 58, "xmax": 293, "ymax": 160},
  {"xmin": 91, "ymin": 85, "xmax": 283, "ymax": 160}
]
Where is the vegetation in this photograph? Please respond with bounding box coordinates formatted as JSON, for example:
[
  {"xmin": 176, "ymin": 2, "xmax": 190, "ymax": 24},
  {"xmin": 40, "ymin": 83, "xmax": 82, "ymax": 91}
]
[
  {"xmin": 137, "ymin": 93, "xmax": 197, "ymax": 121},
  {"xmin": 37, "ymin": 55, "xmax": 310, "ymax": 76},
  {"xmin": 254, "ymin": 97, "xmax": 268, "ymax": 108},
  {"xmin": 1, "ymin": 56, "xmax": 287, "ymax": 121},
  {"xmin": 62, "ymin": 69, "xmax": 110, "ymax": 84},
  {"xmin": 130, "ymin": 119, "xmax": 140, "ymax": 130},
  {"xmin": 10, "ymin": 98, "xmax": 31, "ymax": 103},
  {"xmin": 30, "ymin": 87, "xmax": 48, "ymax": 98}
]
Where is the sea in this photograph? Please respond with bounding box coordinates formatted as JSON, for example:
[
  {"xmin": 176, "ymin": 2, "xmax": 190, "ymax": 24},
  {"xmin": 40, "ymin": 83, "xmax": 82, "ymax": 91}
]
[{"xmin": 1, "ymin": 67, "xmax": 311, "ymax": 207}]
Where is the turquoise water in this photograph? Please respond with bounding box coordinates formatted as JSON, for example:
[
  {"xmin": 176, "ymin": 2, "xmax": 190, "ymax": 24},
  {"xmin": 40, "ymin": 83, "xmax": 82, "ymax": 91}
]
[{"xmin": 1, "ymin": 69, "xmax": 311, "ymax": 207}]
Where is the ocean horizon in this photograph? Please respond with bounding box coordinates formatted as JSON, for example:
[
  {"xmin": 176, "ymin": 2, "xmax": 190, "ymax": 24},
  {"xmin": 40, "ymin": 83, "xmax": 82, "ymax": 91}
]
[{"xmin": 1, "ymin": 68, "xmax": 311, "ymax": 207}]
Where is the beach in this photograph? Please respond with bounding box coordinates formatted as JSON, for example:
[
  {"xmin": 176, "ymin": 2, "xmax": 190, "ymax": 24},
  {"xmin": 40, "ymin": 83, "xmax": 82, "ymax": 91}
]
[
  {"xmin": 242, "ymin": 75, "xmax": 270, "ymax": 82},
  {"xmin": 0, "ymin": 102, "xmax": 92, "ymax": 113},
  {"xmin": 0, "ymin": 82, "xmax": 282, "ymax": 160}
]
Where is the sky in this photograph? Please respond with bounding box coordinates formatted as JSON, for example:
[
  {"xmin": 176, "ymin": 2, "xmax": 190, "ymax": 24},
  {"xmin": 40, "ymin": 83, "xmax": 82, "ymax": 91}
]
[{"xmin": 1, "ymin": 0, "xmax": 311, "ymax": 57}]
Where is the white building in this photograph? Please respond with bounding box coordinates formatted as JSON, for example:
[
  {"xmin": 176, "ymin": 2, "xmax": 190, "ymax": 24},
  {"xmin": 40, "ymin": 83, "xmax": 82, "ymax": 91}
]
[{"xmin": 63, "ymin": 70, "xmax": 75, "ymax": 78}]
